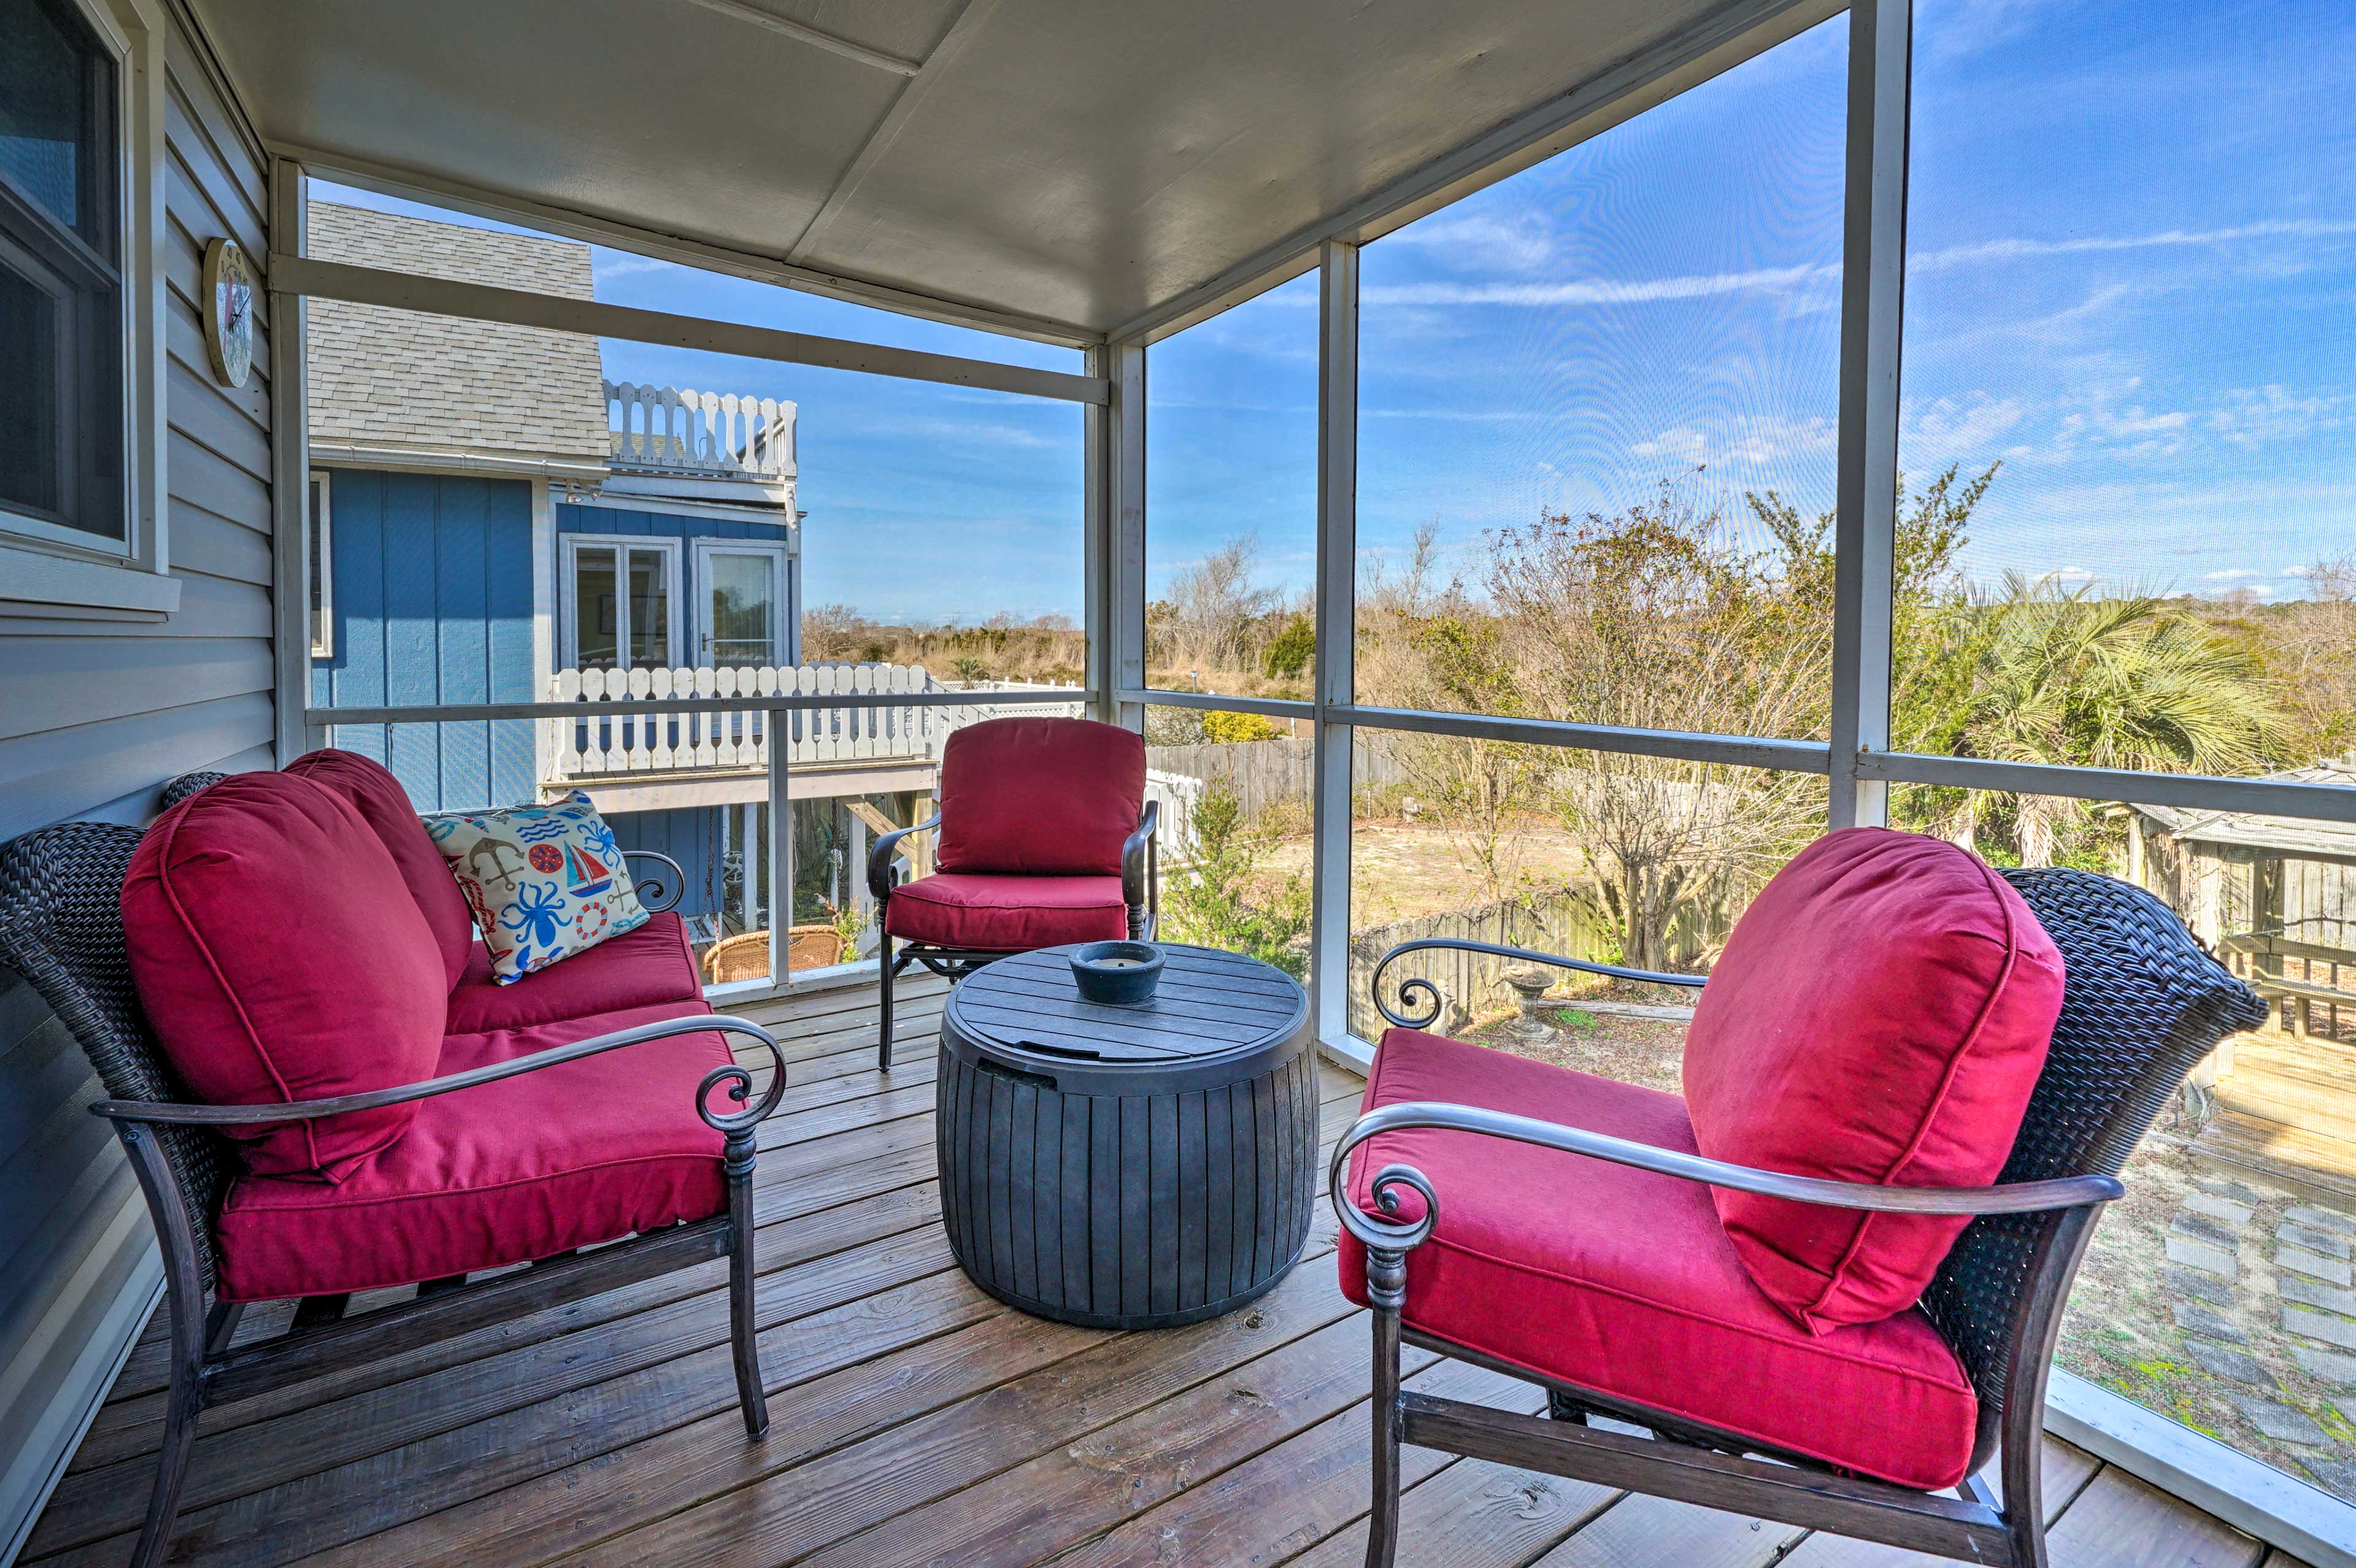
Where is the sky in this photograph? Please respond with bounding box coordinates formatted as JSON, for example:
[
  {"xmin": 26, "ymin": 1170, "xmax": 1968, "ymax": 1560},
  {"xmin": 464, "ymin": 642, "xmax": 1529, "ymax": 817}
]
[{"xmin": 315, "ymin": 0, "xmax": 2356, "ymax": 623}]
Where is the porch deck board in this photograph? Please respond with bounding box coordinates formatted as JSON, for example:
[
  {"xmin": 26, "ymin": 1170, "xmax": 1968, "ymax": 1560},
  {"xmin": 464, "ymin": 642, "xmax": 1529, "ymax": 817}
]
[{"xmin": 26, "ymin": 978, "xmax": 2266, "ymax": 1568}]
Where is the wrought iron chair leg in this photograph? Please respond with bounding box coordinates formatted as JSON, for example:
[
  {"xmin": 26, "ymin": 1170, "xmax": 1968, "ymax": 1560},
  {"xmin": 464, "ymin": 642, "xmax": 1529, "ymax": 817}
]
[
  {"xmin": 123, "ymin": 1124, "xmax": 206, "ymax": 1568},
  {"xmin": 723, "ymin": 1128, "xmax": 768, "ymax": 1439},
  {"xmin": 202, "ymin": 1298, "xmax": 245, "ymax": 1357},
  {"xmin": 878, "ymin": 934, "xmax": 896, "ymax": 1072},
  {"xmin": 1363, "ymin": 1246, "xmax": 1407, "ymax": 1568}
]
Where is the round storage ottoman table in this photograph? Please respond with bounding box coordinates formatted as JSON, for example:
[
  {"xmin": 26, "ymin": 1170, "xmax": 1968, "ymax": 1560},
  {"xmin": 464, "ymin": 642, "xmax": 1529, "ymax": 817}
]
[{"xmin": 935, "ymin": 942, "xmax": 1318, "ymax": 1329}]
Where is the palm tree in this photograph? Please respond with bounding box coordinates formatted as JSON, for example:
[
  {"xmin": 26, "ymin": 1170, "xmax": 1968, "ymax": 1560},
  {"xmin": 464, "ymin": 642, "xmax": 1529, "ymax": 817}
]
[{"xmin": 1931, "ymin": 574, "xmax": 2284, "ymax": 864}]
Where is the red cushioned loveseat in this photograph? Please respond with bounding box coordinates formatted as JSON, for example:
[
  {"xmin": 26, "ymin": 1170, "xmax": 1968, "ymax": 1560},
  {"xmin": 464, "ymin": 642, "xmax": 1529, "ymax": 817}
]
[{"xmin": 0, "ymin": 751, "xmax": 788, "ymax": 1568}]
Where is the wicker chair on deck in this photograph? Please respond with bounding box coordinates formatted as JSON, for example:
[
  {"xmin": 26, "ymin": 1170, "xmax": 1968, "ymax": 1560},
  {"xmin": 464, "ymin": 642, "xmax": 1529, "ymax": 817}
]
[{"xmin": 1335, "ymin": 837, "xmax": 2267, "ymax": 1568}]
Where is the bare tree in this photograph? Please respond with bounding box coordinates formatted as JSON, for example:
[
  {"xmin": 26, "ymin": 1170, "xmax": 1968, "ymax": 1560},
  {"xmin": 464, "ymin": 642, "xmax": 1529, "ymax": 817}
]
[{"xmin": 1157, "ymin": 534, "xmax": 1284, "ymax": 674}]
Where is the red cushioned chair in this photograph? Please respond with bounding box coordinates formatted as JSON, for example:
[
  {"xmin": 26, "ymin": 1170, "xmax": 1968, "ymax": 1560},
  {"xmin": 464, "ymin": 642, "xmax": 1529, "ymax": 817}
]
[
  {"xmin": 866, "ymin": 716, "xmax": 1158, "ymax": 1069},
  {"xmin": 0, "ymin": 759, "xmax": 785, "ymax": 1568},
  {"xmin": 1334, "ymin": 834, "xmax": 2267, "ymax": 1568}
]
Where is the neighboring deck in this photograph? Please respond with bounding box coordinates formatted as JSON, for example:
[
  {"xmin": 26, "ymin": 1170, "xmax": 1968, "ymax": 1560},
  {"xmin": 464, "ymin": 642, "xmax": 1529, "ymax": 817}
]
[
  {"xmin": 25, "ymin": 980, "xmax": 2292, "ymax": 1568},
  {"xmin": 2199, "ymin": 1032, "xmax": 2356, "ymax": 1204}
]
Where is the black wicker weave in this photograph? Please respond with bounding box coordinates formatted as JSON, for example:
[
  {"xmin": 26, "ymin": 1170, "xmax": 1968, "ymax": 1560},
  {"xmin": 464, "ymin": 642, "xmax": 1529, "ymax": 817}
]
[
  {"xmin": 158, "ymin": 771, "xmax": 225, "ymax": 810},
  {"xmin": 0, "ymin": 820, "xmax": 231, "ymax": 1289},
  {"xmin": 1923, "ymin": 866, "xmax": 2270, "ymax": 1470}
]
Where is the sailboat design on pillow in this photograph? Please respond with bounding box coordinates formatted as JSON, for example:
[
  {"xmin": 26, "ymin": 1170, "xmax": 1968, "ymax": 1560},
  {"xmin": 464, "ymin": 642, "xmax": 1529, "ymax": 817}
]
[{"xmin": 563, "ymin": 840, "xmax": 614, "ymax": 898}]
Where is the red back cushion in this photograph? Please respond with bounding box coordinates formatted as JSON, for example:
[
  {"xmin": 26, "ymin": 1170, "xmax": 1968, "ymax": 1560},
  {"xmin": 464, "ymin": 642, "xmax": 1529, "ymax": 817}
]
[
  {"xmin": 123, "ymin": 772, "xmax": 447, "ymax": 1180},
  {"xmin": 934, "ymin": 718, "xmax": 1146, "ymax": 877},
  {"xmin": 285, "ymin": 749, "xmax": 475, "ymax": 992},
  {"xmin": 1682, "ymin": 828, "xmax": 2063, "ymax": 1332}
]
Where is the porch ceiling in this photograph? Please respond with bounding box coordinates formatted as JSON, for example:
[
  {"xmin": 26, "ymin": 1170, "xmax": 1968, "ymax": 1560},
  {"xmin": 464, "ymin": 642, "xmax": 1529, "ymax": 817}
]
[{"xmin": 191, "ymin": 0, "xmax": 1757, "ymax": 341}]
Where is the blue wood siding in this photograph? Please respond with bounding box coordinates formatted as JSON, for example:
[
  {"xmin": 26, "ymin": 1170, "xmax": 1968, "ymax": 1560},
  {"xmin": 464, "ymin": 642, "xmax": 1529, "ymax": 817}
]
[
  {"xmin": 311, "ymin": 471, "xmax": 537, "ymax": 811},
  {"xmin": 608, "ymin": 805, "xmax": 728, "ymax": 924},
  {"xmin": 558, "ymin": 502, "xmax": 788, "ymax": 546}
]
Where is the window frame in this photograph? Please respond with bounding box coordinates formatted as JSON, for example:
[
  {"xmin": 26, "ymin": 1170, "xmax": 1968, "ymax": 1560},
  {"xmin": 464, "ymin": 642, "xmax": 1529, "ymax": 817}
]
[
  {"xmin": 0, "ymin": 0, "xmax": 171, "ymax": 615},
  {"xmin": 689, "ymin": 535, "xmax": 792, "ymax": 669},
  {"xmin": 557, "ymin": 531, "xmax": 682, "ymax": 672},
  {"xmin": 306, "ymin": 469, "xmax": 331, "ymax": 656}
]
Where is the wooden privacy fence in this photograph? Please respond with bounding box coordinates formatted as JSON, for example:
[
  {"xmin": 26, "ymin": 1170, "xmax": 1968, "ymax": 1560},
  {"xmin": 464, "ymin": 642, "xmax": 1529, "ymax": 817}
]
[
  {"xmin": 1344, "ymin": 889, "xmax": 1718, "ymax": 1043},
  {"xmin": 1145, "ymin": 737, "xmax": 1405, "ymax": 824}
]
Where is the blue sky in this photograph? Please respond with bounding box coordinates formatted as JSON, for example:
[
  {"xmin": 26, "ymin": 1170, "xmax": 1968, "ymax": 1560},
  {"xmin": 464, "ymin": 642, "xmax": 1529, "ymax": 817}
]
[{"xmin": 317, "ymin": 0, "xmax": 2355, "ymax": 621}]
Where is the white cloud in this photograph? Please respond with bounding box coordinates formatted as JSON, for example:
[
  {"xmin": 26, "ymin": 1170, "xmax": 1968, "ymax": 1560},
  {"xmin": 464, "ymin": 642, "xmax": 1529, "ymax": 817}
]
[
  {"xmin": 2204, "ymin": 568, "xmax": 2264, "ymax": 581},
  {"xmin": 1360, "ymin": 259, "xmax": 1839, "ymax": 311},
  {"xmin": 2207, "ymin": 384, "xmax": 2354, "ymax": 448},
  {"xmin": 1903, "ymin": 394, "xmax": 2026, "ymax": 464},
  {"xmin": 1385, "ymin": 211, "xmax": 1555, "ymax": 272},
  {"xmin": 1630, "ymin": 415, "xmax": 1838, "ymax": 471},
  {"xmin": 1911, "ymin": 218, "xmax": 2356, "ymax": 276}
]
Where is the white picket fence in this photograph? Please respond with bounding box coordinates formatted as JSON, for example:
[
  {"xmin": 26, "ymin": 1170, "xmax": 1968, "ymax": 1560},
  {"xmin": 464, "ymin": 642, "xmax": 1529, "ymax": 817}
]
[{"xmin": 545, "ymin": 663, "xmax": 1082, "ymax": 779}]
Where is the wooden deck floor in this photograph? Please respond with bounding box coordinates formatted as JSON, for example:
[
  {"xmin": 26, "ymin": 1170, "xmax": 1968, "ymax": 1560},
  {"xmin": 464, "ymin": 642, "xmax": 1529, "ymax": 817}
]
[{"xmin": 25, "ymin": 978, "xmax": 2296, "ymax": 1568}]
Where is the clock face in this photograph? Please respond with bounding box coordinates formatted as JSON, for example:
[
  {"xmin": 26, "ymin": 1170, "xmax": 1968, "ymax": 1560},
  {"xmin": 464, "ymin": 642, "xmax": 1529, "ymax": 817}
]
[{"xmin": 203, "ymin": 237, "xmax": 254, "ymax": 389}]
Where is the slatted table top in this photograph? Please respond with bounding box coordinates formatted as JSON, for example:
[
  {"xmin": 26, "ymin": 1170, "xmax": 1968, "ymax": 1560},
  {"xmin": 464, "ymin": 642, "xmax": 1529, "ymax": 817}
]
[{"xmin": 944, "ymin": 943, "xmax": 1309, "ymax": 1072}]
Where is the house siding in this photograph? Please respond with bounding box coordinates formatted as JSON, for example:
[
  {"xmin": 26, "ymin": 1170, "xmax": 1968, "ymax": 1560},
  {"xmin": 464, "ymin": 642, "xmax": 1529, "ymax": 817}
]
[
  {"xmin": 313, "ymin": 469, "xmax": 539, "ymax": 812},
  {"xmin": 0, "ymin": 4, "xmax": 276, "ymax": 1558}
]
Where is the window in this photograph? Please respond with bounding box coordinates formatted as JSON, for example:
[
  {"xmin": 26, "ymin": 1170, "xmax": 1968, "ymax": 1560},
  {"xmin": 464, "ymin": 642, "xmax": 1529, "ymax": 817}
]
[
  {"xmin": 1892, "ymin": 0, "xmax": 2356, "ymax": 793},
  {"xmin": 307, "ymin": 471, "xmax": 332, "ymax": 657},
  {"xmin": 1352, "ymin": 16, "xmax": 1848, "ymax": 735},
  {"xmin": 1144, "ymin": 272, "xmax": 1319, "ymax": 706},
  {"xmin": 691, "ymin": 537, "xmax": 793, "ymax": 668},
  {"xmin": 561, "ymin": 536, "xmax": 679, "ymax": 671},
  {"xmin": 0, "ymin": 0, "xmax": 123, "ymax": 548}
]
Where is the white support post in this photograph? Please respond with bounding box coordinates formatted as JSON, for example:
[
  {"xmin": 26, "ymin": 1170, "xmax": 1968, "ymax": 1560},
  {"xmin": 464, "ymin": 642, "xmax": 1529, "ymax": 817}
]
[
  {"xmin": 1827, "ymin": 0, "xmax": 1910, "ymax": 831},
  {"xmin": 1086, "ymin": 342, "xmax": 1147, "ymax": 731},
  {"xmin": 268, "ymin": 156, "xmax": 316, "ymax": 761},
  {"xmin": 1310, "ymin": 241, "xmax": 1359, "ymax": 1057},
  {"xmin": 766, "ymin": 705, "xmax": 791, "ymax": 988}
]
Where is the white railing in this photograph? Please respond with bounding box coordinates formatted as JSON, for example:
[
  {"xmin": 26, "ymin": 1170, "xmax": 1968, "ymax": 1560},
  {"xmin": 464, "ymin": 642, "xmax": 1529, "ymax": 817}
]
[
  {"xmin": 604, "ymin": 380, "xmax": 796, "ymax": 480},
  {"xmin": 544, "ymin": 663, "xmax": 1082, "ymax": 780}
]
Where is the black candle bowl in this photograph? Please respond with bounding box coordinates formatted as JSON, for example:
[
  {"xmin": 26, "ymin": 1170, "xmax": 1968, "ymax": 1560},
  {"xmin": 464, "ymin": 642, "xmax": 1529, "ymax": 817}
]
[{"xmin": 1068, "ymin": 940, "xmax": 1165, "ymax": 1005}]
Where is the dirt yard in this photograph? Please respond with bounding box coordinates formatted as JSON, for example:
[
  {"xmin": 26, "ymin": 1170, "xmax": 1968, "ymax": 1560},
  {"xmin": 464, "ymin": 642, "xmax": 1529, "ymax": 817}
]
[{"xmin": 1262, "ymin": 817, "xmax": 1592, "ymax": 926}]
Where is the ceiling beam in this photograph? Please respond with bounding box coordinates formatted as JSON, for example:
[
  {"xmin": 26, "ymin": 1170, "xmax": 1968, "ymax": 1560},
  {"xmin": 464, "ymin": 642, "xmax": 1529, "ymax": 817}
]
[
  {"xmin": 673, "ymin": 0, "xmax": 923, "ymax": 77},
  {"xmin": 785, "ymin": 0, "xmax": 1004, "ymax": 264},
  {"xmin": 270, "ymin": 253, "xmax": 1111, "ymax": 404},
  {"xmin": 278, "ymin": 141, "xmax": 1104, "ymax": 349}
]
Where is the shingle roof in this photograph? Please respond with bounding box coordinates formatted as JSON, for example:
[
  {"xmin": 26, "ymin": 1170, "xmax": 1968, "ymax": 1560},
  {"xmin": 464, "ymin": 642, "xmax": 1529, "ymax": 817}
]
[
  {"xmin": 2133, "ymin": 758, "xmax": 2356, "ymax": 859},
  {"xmin": 306, "ymin": 203, "xmax": 610, "ymax": 465}
]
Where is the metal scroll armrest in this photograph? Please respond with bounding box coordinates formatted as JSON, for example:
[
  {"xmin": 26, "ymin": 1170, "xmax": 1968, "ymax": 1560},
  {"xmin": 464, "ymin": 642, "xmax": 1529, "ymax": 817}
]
[
  {"xmin": 867, "ymin": 813, "xmax": 942, "ymax": 905},
  {"xmin": 91, "ymin": 1013, "xmax": 791, "ymax": 1139},
  {"xmin": 1368, "ymin": 937, "xmax": 1706, "ymax": 1031},
  {"xmin": 620, "ymin": 849, "xmax": 687, "ymax": 913},
  {"xmin": 1122, "ymin": 799, "xmax": 1160, "ymax": 934},
  {"xmin": 1328, "ymin": 1099, "xmax": 2125, "ymax": 1256}
]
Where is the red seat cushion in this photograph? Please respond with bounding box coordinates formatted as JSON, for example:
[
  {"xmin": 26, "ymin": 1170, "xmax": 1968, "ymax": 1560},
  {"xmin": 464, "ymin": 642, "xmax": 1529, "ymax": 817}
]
[
  {"xmin": 284, "ymin": 748, "xmax": 477, "ymax": 993},
  {"xmin": 934, "ymin": 717, "xmax": 1145, "ymax": 877},
  {"xmin": 1340, "ymin": 1029, "xmax": 1979, "ymax": 1491},
  {"xmin": 213, "ymin": 999, "xmax": 732, "ymax": 1301},
  {"xmin": 444, "ymin": 910, "xmax": 705, "ymax": 1034},
  {"xmin": 123, "ymin": 772, "xmax": 446, "ymax": 1181},
  {"xmin": 1684, "ymin": 828, "xmax": 2064, "ymax": 1332},
  {"xmin": 884, "ymin": 872, "xmax": 1129, "ymax": 950}
]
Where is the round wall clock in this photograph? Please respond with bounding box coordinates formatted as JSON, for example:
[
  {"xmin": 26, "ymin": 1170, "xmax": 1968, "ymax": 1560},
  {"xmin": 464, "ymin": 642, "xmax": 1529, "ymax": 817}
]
[{"xmin": 202, "ymin": 237, "xmax": 255, "ymax": 388}]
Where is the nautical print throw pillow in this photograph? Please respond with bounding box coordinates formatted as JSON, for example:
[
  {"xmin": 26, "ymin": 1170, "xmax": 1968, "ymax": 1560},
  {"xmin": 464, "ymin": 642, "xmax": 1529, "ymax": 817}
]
[{"xmin": 425, "ymin": 791, "xmax": 649, "ymax": 983}]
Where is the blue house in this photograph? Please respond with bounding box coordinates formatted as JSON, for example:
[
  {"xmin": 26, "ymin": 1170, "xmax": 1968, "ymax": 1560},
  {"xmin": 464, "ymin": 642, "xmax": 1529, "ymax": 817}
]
[{"xmin": 304, "ymin": 203, "xmax": 950, "ymax": 971}]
